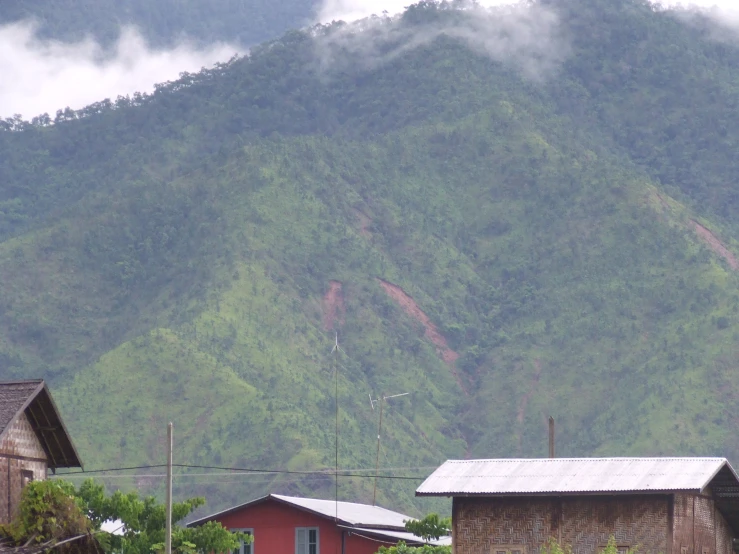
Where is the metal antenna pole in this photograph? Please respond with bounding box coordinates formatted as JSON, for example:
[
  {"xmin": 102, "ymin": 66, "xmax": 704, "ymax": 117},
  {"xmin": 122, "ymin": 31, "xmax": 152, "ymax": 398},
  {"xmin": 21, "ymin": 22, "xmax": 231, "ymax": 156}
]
[
  {"xmin": 165, "ymin": 422, "xmax": 173, "ymax": 554},
  {"xmin": 332, "ymin": 333, "xmax": 340, "ymax": 523},
  {"xmin": 372, "ymin": 392, "xmax": 409, "ymax": 505},
  {"xmin": 372, "ymin": 396, "xmax": 384, "ymax": 506}
]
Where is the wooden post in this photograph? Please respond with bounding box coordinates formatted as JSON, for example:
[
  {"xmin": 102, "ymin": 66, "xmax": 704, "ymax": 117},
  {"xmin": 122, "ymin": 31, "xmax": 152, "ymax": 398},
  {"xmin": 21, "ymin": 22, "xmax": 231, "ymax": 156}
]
[
  {"xmin": 165, "ymin": 422, "xmax": 173, "ymax": 554},
  {"xmin": 548, "ymin": 416, "xmax": 555, "ymax": 458}
]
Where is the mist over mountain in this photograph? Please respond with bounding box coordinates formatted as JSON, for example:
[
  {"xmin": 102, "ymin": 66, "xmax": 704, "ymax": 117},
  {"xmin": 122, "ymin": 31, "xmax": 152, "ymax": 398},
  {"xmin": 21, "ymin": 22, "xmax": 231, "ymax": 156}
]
[{"xmin": 5, "ymin": 0, "xmax": 739, "ymax": 517}]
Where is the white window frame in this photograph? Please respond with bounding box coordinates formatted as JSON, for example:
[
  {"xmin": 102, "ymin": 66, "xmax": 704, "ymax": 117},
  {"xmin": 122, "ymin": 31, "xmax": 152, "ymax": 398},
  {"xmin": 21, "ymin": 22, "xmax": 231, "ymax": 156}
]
[
  {"xmin": 231, "ymin": 528, "xmax": 253, "ymax": 554},
  {"xmin": 295, "ymin": 527, "xmax": 319, "ymax": 554}
]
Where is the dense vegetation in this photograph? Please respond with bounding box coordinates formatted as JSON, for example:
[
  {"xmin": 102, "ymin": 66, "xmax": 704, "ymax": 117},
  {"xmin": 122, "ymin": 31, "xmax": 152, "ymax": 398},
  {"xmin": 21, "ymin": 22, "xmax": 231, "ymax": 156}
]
[
  {"xmin": 0, "ymin": 0, "xmax": 315, "ymax": 47},
  {"xmin": 0, "ymin": 479, "xmax": 243, "ymax": 554},
  {"xmin": 3, "ymin": 0, "xmax": 739, "ymax": 517}
]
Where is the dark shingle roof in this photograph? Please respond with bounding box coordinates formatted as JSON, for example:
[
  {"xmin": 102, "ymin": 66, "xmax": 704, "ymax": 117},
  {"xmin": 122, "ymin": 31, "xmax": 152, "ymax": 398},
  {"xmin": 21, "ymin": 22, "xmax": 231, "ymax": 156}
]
[
  {"xmin": 0, "ymin": 380, "xmax": 82, "ymax": 469},
  {"xmin": 0, "ymin": 380, "xmax": 45, "ymax": 435}
]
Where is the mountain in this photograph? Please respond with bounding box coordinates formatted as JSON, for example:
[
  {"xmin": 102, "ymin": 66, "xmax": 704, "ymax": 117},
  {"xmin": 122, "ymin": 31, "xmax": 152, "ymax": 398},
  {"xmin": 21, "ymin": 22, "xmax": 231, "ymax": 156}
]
[
  {"xmin": 0, "ymin": 0, "xmax": 316, "ymax": 47},
  {"xmin": 3, "ymin": 0, "xmax": 739, "ymax": 516}
]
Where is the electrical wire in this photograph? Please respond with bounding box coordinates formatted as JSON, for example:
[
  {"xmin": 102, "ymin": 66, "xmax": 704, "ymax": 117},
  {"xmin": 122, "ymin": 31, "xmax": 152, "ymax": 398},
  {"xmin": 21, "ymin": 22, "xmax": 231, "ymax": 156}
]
[{"xmin": 57, "ymin": 463, "xmax": 427, "ymax": 480}]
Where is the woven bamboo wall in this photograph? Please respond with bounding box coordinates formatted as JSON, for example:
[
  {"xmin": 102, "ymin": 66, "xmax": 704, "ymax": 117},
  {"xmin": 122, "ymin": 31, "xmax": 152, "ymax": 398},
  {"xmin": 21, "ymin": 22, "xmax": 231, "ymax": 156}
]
[
  {"xmin": 672, "ymin": 493, "xmax": 734, "ymax": 554},
  {"xmin": 453, "ymin": 496, "xmax": 670, "ymax": 554},
  {"xmin": 0, "ymin": 413, "xmax": 48, "ymax": 524}
]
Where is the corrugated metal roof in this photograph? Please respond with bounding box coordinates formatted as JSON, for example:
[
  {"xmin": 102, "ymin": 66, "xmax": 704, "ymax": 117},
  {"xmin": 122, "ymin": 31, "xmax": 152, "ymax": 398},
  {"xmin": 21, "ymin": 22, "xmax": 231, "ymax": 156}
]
[
  {"xmin": 416, "ymin": 457, "xmax": 739, "ymax": 496},
  {"xmin": 271, "ymin": 494, "xmax": 410, "ymax": 529},
  {"xmin": 347, "ymin": 527, "xmax": 452, "ymax": 546},
  {"xmin": 188, "ymin": 493, "xmax": 415, "ymax": 530}
]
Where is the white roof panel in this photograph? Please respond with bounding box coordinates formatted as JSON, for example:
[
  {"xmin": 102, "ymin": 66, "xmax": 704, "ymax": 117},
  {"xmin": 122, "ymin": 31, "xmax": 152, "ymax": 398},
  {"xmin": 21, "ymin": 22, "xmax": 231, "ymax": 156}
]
[
  {"xmin": 416, "ymin": 457, "xmax": 738, "ymax": 496},
  {"xmin": 272, "ymin": 494, "xmax": 411, "ymax": 528},
  {"xmin": 348, "ymin": 527, "xmax": 452, "ymax": 546}
]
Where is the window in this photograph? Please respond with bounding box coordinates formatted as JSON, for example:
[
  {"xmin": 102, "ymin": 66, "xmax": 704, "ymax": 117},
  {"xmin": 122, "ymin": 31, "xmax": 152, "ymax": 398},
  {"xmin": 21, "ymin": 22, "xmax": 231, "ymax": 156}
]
[
  {"xmin": 492, "ymin": 545, "xmax": 526, "ymax": 554},
  {"xmin": 598, "ymin": 544, "xmax": 631, "ymax": 554},
  {"xmin": 231, "ymin": 528, "xmax": 253, "ymax": 554},
  {"xmin": 20, "ymin": 470, "xmax": 33, "ymax": 489},
  {"xmin": 296, "ymin": 527, "xmax": 319, "ymax": 554},
  {"xmin": 681, "ymin": 547, "xmax": 688, "ymax": 554}
]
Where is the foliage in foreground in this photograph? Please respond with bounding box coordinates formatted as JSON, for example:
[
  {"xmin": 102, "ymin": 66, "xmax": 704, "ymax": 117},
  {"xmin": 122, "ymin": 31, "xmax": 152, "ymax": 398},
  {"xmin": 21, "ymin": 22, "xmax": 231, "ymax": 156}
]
[
  {"xmin": 0, "ymin": 479, "xmax": 246, "ymax": 554},
  {"xmin": 404, "ymin": 514, "xmax": 451, "ymax": 541},
  {"xmin": 0, "ymin": 479, "xmax": 92, "ymax": 552},
  {"xmin": 376, "ymin": 542, "xmax": 451, "ymax": 554}
]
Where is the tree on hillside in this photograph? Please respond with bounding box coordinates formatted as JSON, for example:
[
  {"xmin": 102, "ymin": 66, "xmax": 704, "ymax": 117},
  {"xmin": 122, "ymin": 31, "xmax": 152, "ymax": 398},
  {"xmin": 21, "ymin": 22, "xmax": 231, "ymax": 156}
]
[{"xmin": 0, "ymin": 479, "xmax": 248, "ymax": 554}]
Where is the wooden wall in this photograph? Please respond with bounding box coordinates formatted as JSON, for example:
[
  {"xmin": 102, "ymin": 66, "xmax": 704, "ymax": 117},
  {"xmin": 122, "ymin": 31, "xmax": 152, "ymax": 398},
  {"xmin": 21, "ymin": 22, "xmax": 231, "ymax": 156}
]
[
  {"xmin": 0, "ymin": 412, "xmax": 48, "ymax": 523},
  {"xmin": 453, "ymin": 495, "xmax": 670, "ymax": 554},
  {"xmin": 673, "ymin": 493, "xmax": 734, "ymax": 554}
]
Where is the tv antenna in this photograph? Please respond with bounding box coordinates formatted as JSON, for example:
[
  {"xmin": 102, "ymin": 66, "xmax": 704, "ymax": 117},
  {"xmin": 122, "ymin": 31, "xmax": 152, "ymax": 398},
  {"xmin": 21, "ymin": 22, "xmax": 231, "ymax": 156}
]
[
  {"xmin": 331, "ymin": 333, "xmax": 342, "ymax": 522},
  {"xmin": 369, "ymin": 391, "xmax": 410, "ymax": 505}
]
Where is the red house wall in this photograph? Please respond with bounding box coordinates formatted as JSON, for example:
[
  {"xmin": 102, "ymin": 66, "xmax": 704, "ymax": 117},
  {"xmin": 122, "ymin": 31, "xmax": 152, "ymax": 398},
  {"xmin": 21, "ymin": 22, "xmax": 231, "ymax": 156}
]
[{"xmin": 214, "ymin": 499, "xmax": 397, "ymax": 554}]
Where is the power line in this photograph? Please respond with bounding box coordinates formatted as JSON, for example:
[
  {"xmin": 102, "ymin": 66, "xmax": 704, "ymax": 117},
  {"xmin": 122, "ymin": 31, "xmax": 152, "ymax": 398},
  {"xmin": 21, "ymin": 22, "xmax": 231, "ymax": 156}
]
[{"xmin": 57, "ymin": 463, "xmax": 427, "ymax": 480}]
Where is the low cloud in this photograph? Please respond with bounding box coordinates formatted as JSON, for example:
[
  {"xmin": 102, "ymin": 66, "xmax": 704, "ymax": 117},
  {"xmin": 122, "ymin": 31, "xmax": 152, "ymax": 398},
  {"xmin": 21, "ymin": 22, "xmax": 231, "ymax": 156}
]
[
  {"xmin": 314, "ymin": 1, "xmax": 569, "ymax": 81},
  {"xmin": 0, "ymin": 22, "xmax": 238, "ymax": 119}
]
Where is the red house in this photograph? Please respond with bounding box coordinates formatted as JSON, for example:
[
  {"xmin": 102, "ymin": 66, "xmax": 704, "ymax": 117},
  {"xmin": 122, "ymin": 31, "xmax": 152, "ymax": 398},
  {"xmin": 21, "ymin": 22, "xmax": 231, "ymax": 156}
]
[{"xmin": 188, "ymin": 493, "xmax": 451, "ymax": 554}]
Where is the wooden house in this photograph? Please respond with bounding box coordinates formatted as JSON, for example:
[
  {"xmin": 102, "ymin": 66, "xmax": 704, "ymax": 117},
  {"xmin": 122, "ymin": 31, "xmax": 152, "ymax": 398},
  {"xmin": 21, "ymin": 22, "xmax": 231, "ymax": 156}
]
[
  {"xmin": 417, "ymin": 457, "xmax": 739, "ymax": 554},
  {"xmin": 0, "ymin": 380, "xmax": 82, "ymax": 523},
  {"xmin": 188, "ymin": 493, "xmax": 451, "ymax": 554}
]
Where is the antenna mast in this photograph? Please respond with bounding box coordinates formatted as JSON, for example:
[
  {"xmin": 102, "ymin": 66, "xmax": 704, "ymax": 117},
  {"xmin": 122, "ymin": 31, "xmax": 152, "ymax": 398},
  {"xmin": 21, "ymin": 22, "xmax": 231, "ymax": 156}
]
[
  {"xmin": 371, "ymin": 392, "xmax": 409, "ymax": 505},
  {"xmin": 331, "ymin": 333, "xmax": 341, "ymax": 521}
]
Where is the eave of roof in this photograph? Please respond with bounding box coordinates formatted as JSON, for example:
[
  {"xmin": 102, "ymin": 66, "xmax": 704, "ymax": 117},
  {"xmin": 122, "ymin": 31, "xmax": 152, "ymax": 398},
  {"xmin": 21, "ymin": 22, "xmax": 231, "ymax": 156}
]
[
  {"xmin": 187, "ymin": 494, "xmax": 410, "ymax": 530},
  {"xmin": 416, "ymin": 457, "xmax": 737, "ymax": 497},
  {"xmin": 0, "ymin": 381, "xmax": 83, "ymax": 470},
  {"xmin": 340, "ymin": 526, "xmax": 452, "ymax": 546}
]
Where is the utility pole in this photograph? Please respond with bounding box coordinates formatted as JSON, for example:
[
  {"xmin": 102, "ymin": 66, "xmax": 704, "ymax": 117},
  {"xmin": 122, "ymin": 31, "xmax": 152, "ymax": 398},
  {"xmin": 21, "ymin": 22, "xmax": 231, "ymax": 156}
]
[
  {"xmin": 548, "ymin": 416, "xmax": 555, "ymax": 459},
  {"xmin": 165, "ymin": 422, "xmax": 173, "ymax": 554},
  {"xmin": 371, "ymin": 392, "xmax": 409, "ymax": 505}
]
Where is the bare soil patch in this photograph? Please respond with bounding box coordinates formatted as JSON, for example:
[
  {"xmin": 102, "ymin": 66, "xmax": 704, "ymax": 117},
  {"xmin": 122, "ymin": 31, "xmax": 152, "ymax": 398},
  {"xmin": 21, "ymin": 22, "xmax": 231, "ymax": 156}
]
[
  {"xmin": 691, "ymin": 220, "xmax": 739, "ymax": 270},
  {"xmin": 322, "ymin": 281, "xmax": 345, "ymax": 330},
  {"xmin": 377, "ymin": 279, "xmax": 469, "ymax": 394}
]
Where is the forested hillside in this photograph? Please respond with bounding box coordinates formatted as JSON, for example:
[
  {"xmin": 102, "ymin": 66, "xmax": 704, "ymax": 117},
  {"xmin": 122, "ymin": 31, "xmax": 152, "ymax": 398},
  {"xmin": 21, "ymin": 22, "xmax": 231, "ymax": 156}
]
[
  {"xmin": 3, "ymin": 0, "xmax": 739, "ymax": 516},
  {"xmin": 0, "ymin": 0, "xmax": 315, "ymax": 46}
]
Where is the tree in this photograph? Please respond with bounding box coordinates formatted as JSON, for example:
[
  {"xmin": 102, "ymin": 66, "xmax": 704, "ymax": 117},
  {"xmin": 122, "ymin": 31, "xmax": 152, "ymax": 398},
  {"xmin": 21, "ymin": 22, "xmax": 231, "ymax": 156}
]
[
  {"xmin": 403, "ymin": 513, "xmax": 451, "ymax": 541},
  {"xmin": 0, "ymin": 479, "xmax": 248, "ymax": 554},
  {"xmin": 74, "ymin": 478, "xmax": 249, "ymax": 554},
  {"xmin": 376, "ymin": 542, "xmax": 451, "ymax": 554}
]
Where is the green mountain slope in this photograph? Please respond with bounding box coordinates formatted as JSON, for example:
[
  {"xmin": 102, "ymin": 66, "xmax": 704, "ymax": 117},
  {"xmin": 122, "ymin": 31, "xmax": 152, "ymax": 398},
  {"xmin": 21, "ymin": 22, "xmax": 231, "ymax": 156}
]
[{"xmin": 3, "ymin": 0, "xmax": 739, "ymax": 515}]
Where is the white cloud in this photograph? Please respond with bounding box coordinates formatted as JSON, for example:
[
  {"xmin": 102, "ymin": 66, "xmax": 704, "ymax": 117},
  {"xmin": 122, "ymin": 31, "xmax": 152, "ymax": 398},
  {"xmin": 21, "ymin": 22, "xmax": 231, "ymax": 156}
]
[
  {"xmin": 0, "ymin": 22, "xmax": 238, "ymax": 119},
  {"xmin": 314, "ymin": 1, "xmax": 568, "ymax": 81}
]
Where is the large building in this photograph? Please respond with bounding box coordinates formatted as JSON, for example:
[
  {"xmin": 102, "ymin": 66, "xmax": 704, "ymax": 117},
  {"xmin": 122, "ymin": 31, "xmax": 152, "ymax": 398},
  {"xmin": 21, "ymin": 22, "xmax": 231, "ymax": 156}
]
[
  {"xmin": 0, "ymin": 380, "xmax": 82, "ymax": 523},
  {"xmin": 188, "ymin": 493, "xmax": 451, "ymax": 554},
  {"xmin": 417, "ymin": 457, "xmax": 739, "ymax": 554}
]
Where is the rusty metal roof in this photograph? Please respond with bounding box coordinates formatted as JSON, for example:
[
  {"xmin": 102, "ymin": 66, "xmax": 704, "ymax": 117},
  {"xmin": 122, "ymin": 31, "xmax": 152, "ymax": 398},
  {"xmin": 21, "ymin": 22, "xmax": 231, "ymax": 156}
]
[
  {"xmin": 0, "ymin": 380, "xmax": 82, "ymax": 469},
  {"xmin": 416, "ymin": 458, "xmax": 739, "ymax": 496}
]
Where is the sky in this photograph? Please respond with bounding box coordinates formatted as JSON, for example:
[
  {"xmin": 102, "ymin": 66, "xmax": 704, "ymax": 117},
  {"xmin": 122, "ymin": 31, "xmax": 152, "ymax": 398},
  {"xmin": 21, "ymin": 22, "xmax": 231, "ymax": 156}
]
[{"xmin": 1, "ymin": 0, "xmax": 739, "ymax": 119}]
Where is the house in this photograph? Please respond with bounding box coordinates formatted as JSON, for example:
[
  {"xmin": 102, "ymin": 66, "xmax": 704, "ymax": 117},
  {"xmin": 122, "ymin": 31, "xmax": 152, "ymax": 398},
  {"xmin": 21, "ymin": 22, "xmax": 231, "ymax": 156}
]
[
  {"xmin": 416, "ymin": 457, "xmax": 739, "ymax": 554},
  {"xmin": 188, "ymin": 493, "xmax": 452, "ymax": 554},
  {"xmin": 0, "ymin": 380, "xmax": 83, "ymax": 523}
]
